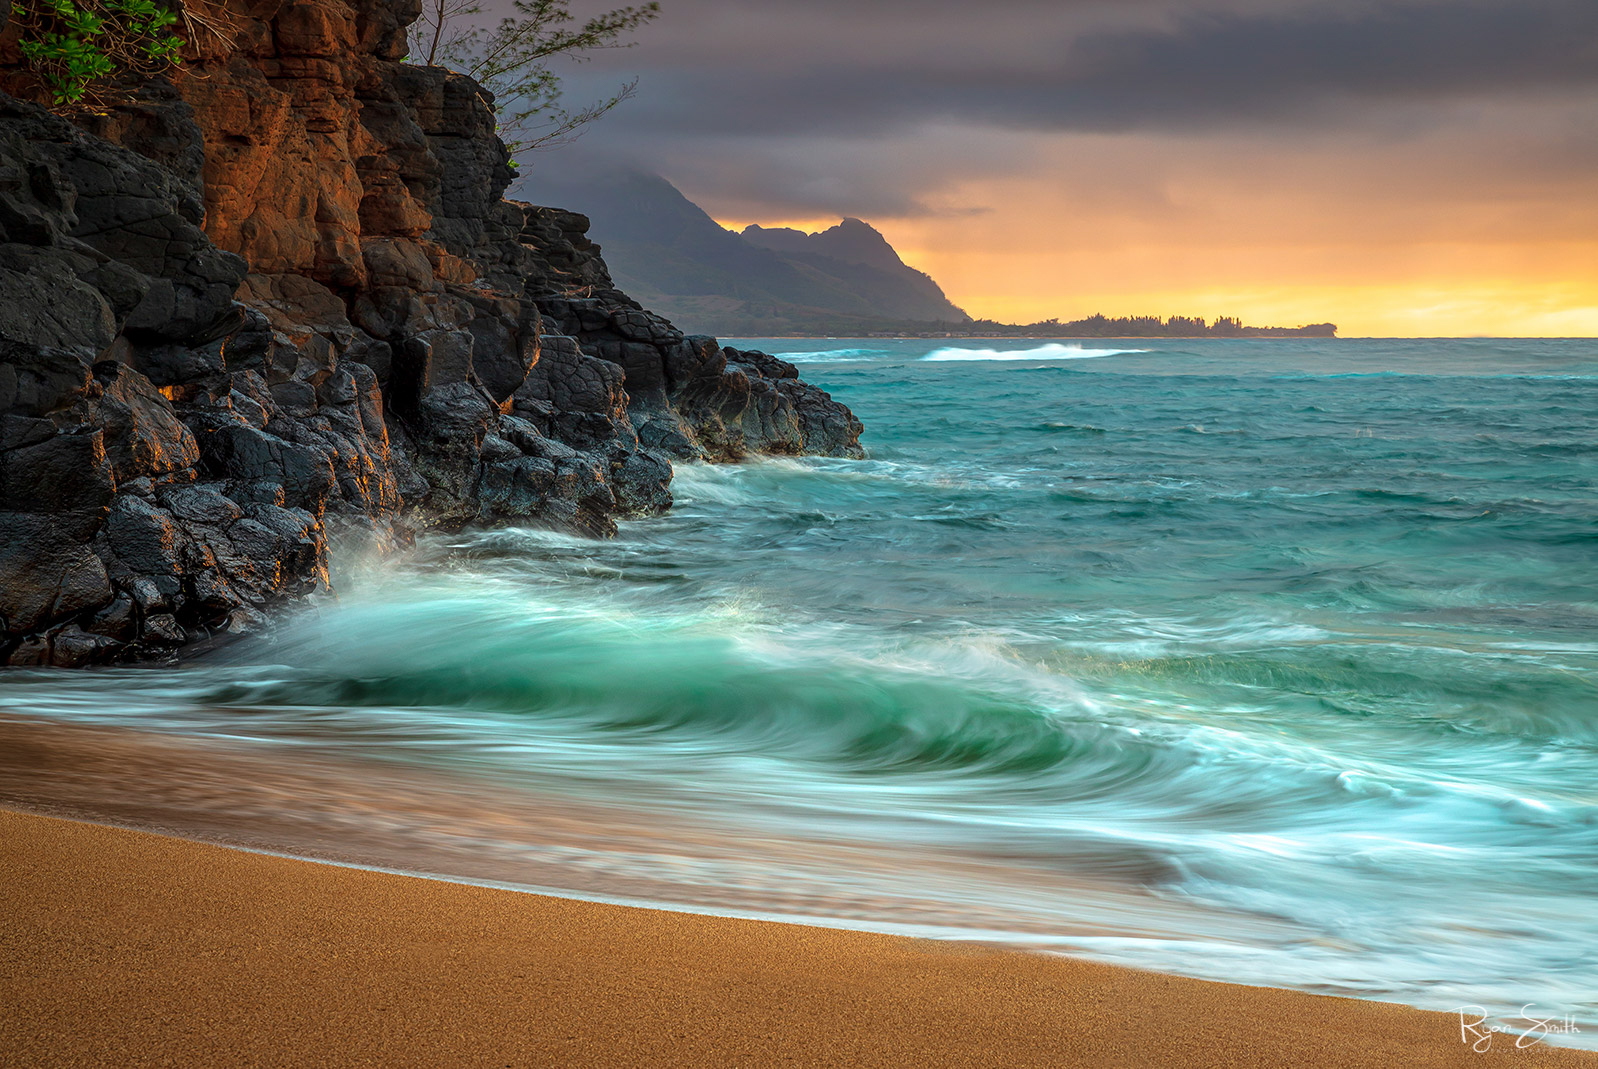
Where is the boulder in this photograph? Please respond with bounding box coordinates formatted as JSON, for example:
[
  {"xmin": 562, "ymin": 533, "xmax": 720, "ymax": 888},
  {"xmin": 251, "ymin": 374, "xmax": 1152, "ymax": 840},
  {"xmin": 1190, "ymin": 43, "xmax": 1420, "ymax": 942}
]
[
  {"xmin": 95, "ymin": 362, "xmax": 201, "ymax": 482},
  {"xmin": 0, "ymin": 513, "xmax": 113, "ymax": 637}
]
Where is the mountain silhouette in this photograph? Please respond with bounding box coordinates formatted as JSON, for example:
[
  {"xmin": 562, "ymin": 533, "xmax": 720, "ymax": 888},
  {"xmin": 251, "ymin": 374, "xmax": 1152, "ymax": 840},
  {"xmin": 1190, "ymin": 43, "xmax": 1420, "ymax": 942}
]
[{"xmin": 519, "ymin": 169, "xmax": 968, "ymax": 335}]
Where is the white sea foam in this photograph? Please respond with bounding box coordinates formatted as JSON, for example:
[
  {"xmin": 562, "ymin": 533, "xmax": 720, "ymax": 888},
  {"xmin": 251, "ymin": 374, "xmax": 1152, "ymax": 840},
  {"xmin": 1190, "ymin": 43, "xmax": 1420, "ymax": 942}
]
[
  {"xmin": 665, "ymin": 462, "xmax": 762, "ymax": 506},
  {"xmin": 771, "ymin": 347, "xmax": 885, "ymax": 362},
  {"xmin": 921, "ymin": 342, "xmax": 1149, "ymax": 362}
]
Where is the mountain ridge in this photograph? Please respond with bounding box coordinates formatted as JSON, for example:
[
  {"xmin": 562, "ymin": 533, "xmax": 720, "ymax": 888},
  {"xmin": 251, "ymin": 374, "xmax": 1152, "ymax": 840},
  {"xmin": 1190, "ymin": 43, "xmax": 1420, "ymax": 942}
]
[
  {"xmin": 520, "ymin": 170, "xmax": 969, "ymax": 335},
  {"xmin": 743, "ymin": 218, "xmax": 913, "ymax": 275}
]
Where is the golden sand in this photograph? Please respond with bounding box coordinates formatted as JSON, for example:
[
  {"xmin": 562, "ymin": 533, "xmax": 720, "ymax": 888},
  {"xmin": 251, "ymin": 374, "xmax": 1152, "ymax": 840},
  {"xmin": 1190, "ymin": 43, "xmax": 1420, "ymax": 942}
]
[{"xmin": 2, "ymin": 809, "xmax": 1591, "ymax": 1067}]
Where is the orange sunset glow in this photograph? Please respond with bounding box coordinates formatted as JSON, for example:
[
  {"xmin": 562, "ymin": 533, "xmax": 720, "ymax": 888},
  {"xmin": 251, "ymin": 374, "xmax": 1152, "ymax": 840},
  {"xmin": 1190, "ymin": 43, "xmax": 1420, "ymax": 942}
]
[
  {"xmin": 536, "ymin": 0, "xmax": 1598, "ymax": 338},
  {"xmin": 711, "ymin": 121, "xmax": 1598, "ymax": 337}
]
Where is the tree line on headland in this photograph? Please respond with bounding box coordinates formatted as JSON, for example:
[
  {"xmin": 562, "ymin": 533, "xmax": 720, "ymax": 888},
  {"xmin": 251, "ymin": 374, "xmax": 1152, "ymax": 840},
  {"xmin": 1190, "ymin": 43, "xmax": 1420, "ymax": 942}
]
[{"xmin": 884, "ymin": 314, "xmax": 1338, "ymax": 339}]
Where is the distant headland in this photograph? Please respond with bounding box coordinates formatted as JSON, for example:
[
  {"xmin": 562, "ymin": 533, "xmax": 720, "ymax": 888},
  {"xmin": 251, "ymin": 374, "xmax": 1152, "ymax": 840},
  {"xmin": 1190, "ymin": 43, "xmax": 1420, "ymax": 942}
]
[
  {"xmin": 860, "ymin": 315, "xmax": 1339, "ymax": 340},
  {"xmin": 520, "ymin": 170, "xmax": 1337, "ymax": 340}
]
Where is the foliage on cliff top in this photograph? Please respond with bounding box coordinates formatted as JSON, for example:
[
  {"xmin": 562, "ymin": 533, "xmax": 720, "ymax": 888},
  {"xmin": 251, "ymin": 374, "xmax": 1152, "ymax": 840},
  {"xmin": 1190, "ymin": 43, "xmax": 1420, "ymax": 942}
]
[
  {"xmin": 407, "ymin": 0, "xmax": 659, "ymax": 156},
  {"xmin": 7, "ymin": 0, "xmax": 231, "ymax": 108}
]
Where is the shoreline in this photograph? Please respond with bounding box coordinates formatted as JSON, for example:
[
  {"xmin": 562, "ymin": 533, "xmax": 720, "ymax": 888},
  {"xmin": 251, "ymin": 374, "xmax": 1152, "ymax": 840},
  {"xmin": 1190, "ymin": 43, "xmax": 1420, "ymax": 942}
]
[
  {"xmin": 0, "ymin": 715, "xmax": 1288, "ymax": 948},
  {"xmin": 725, "ymin": 334, "xmax": 1594, "ymax": 341},
  {"xmin": 3, "ymin": 807, "xmax": 1593, "ymax": 1067},
  {"xmin": 724, "ymin": 334, "xmax": 1337, "ymax": 340}
]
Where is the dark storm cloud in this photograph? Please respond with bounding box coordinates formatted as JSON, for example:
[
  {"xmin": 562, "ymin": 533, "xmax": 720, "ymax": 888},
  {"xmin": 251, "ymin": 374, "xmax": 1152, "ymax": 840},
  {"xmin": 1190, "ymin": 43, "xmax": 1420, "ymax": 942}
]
[
  {"xmin": 590, "ymin": 0, "xmax": 1598, "ymax": 136},
  {"xmin": 523, "ymin": 0, "xmax": 1598, "ymax": 222}
]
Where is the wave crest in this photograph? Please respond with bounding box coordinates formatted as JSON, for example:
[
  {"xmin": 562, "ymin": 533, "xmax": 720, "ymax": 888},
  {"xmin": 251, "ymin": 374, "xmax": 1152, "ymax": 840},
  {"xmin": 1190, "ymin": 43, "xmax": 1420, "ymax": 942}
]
[{"xmin": 922, "ymin": 343, "xmax": 1149, "ymax": 362}]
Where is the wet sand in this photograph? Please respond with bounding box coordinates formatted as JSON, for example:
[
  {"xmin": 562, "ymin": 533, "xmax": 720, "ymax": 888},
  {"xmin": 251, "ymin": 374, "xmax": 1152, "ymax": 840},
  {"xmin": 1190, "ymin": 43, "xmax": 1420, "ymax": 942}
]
[
  {"xmin": 2, "ymin": 808, "xmax": 1591, "ymax": 1068},
  {"xmin": 0, "ymin": 714, "xmax": 1327, "ymax": 943}
]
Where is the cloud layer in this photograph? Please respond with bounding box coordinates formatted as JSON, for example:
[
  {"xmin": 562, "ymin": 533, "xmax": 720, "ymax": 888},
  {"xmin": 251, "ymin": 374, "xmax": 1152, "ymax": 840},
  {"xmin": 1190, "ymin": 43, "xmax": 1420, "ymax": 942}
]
[{"xmin": 599, "ymin": 0, "xmax": 1598, "ymax": 136}]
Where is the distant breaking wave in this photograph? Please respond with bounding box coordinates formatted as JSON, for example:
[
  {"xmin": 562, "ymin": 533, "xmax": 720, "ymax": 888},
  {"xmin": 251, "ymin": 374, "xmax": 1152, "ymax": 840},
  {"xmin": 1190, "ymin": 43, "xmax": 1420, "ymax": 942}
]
[
  {"xmin": 922, "ymin": 343, "xmax": 1149, "ymax": 362},
  {"xmin": 769, "ymin": 347, "xmax": 886, "ymax": 362}
]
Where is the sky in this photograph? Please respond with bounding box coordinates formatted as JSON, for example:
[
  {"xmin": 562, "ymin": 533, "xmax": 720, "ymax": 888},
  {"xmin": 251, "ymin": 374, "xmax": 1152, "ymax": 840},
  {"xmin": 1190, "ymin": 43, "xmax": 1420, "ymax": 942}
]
[{"xmin": 523, "ymin": 0, "xmax": 1598, "ymax": 336}]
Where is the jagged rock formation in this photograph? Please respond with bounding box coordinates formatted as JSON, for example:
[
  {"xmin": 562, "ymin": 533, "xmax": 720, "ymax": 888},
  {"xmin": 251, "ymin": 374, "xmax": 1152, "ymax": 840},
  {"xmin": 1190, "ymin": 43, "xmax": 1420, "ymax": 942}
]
[{"xmin": 0, "ymin": 0, "xmax": 861, "ymax": 667}]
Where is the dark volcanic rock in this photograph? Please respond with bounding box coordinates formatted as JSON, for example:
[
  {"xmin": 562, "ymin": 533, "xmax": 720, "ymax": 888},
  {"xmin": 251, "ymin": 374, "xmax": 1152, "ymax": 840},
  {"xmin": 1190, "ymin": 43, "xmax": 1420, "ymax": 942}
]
[
  {"xmin": 95, "ymin": 361, "xmax": 201, "ymax": 481},
  {"xmin": 0, "ymin": 513, "xmax": 113, "ymax": 635},
  {"xmin": 0, "ymin": 0, "xmax": 862, "ymax": 667},
  {"xmin": 0, "ymin": 94, "xmax": 333, "ymax": 664}
]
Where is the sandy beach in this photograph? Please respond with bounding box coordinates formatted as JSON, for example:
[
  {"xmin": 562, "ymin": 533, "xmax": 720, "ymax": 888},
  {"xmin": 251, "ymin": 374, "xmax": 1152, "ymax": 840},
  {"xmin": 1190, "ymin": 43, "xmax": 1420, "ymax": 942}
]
[{"xmin": 1, "ymin": 808, "xmax": 1589, "ymax": 1068}]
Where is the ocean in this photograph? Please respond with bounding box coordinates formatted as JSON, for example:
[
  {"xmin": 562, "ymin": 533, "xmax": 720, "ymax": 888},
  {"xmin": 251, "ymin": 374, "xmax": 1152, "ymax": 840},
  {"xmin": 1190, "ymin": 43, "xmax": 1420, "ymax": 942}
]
[{"xmin": 5, "ymin": 337, "xmax": 1595, "ymax": 1046}]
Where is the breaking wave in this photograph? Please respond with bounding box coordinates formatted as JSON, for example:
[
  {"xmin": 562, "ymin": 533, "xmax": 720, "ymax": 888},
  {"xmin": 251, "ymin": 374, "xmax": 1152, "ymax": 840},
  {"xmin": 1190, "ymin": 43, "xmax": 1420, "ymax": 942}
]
[{"xmin": 922, "ymin": 343, "xmax": 1150, "ymax": 362}]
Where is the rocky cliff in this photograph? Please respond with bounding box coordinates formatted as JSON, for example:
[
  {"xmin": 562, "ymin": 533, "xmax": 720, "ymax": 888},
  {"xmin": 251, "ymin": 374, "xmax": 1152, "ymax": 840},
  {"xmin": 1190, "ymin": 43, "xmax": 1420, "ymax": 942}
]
[{"xmin": 0, "ymin": 0, "xmax": 862, "ymax": 667}]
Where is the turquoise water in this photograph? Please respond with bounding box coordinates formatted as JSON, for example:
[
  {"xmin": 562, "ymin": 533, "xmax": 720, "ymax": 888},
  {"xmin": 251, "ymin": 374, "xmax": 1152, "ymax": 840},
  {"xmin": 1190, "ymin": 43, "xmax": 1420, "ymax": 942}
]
[{"xmin": 4, "ymin": 338, "xmax": 1596, "ymax": 1044}]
